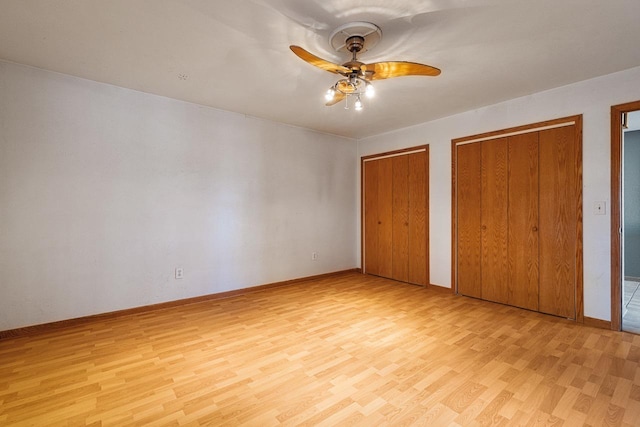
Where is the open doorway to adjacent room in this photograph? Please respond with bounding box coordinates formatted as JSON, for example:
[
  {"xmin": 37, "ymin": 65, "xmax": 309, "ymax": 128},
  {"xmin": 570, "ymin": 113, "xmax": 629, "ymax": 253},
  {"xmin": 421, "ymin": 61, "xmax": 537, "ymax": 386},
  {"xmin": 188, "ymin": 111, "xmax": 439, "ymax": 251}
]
[{"xmin": 612, "ymin": 101, "xmax": 640, "ymax": 333}]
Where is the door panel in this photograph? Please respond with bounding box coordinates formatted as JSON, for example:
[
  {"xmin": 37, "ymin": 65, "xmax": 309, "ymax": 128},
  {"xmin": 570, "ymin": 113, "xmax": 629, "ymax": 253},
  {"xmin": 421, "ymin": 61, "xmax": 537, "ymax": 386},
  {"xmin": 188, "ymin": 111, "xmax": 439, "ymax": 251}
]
[
  {"xmin": 364, "ymin": 149, "xmax": 429, "ymax": 286},
  {"xmin": 481, "ymin": 138, "xmax": 509, "ymax": 304},
  {"xmin": 392, "ymin": 155, "xmax": 409, "ymax": 282},
  {"xmin": 507, "ymin": 133, "xmax": 539, "ymax": 310},
  {"xmin": 364, "ymin": 160, "xmax": 379, "ymax": 276},
  {"xmin": 377, "ymin": 157, "xmax": 394, "ymax": 279},
  {"xmin": 408, "ymin": 151, "xmax": 428, "ymax": 286},
  {"xmin": 539, "ymin": 126, "xmax": 576, "ymax": 318},
  {"xmin": 456, "ymin": 143, "xmax": 483, "ymax": 298}
]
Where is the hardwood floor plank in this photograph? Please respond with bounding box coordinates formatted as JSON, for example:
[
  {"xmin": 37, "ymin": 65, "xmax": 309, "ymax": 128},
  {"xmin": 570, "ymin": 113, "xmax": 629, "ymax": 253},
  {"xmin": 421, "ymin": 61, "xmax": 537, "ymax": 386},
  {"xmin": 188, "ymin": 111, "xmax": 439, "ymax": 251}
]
[{"xmin": 1, "ymin": 272, "xmax": 640, "ymax": 425}]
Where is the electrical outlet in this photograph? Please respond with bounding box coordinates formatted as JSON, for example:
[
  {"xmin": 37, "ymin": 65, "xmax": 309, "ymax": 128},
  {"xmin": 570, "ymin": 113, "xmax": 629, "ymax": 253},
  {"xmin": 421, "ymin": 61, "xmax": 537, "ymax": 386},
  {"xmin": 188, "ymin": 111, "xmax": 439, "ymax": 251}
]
[
  {"xmin": 312, "ymin": 252, "xmax": 318, "ymax": 261},
  {"xmin": 594, "ymin": 201, "xmax": 606, "ymax": 215},
  {"xmin": 175, "ymin": 268, "xmax": 184, "ymax": 279}
]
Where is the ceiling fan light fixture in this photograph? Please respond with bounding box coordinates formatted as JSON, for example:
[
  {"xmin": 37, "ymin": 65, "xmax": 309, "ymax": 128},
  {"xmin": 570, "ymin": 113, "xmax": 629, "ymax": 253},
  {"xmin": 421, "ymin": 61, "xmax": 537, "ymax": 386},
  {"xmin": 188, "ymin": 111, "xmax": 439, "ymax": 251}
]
[
  {"xmin": 335, "ymin": 75, "xmax": 367, "ymax": 96},
  {"xmin": 366, "ymin": 83, "xmax": 375, "ymax": 98},
  {"xmin": 325, "ymin": 87, "xmax": 336, "ymax": 101},
  {"xmin": 354, "ymin": 96, "xmax": 363, "ymax": 111}
]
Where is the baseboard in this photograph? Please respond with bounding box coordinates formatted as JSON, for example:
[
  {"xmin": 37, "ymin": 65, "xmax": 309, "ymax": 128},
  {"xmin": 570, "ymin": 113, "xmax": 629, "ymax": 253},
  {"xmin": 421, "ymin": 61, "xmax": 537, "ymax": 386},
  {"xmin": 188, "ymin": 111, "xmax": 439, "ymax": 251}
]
[
  {"xmin": 0, "ymin": 268, "xmax": 361, "ymax": 340},
  {"xmin": 624, "ymin": 276, "xmax": 640, "ymax": 282},
  {"xmin": 427, "ymin": 283, "xmax": 453, "ymax": 293},
  {"xmin": 583, "ymin": 316, "xmax": 612, "ymax": 330}
]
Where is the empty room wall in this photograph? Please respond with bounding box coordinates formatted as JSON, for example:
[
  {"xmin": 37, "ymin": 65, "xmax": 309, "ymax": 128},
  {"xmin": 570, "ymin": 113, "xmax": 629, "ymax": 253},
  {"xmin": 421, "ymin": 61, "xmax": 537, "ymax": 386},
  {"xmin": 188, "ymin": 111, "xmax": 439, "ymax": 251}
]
[
  {"xmin": 0, "ymin": 61, "xmax": 358, "ymax": 331},
  {"xmin": 357, "ymin": 65, "xmax": 640, "ymax": 322}
]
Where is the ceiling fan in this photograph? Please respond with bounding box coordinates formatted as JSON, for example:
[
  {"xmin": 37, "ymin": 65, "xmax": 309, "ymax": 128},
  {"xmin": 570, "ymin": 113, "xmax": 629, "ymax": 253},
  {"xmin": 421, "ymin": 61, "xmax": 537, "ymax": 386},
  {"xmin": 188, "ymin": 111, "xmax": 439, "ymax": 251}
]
[{"xmin": 290, "ymin": 22, "xmax": 441, "ymax": 110}]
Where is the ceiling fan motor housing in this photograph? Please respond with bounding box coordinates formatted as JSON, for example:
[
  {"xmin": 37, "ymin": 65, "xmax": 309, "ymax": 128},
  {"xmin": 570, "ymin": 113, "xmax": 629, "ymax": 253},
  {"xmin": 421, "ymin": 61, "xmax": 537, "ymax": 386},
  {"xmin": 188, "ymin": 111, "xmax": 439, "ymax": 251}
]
[
  {"xmin": 329, "ymin": 21, "xmax": 382, "ymax": 54},
  {"xmin": 346, "ymin": 36, "xmax": 365, "ymax": 53}
]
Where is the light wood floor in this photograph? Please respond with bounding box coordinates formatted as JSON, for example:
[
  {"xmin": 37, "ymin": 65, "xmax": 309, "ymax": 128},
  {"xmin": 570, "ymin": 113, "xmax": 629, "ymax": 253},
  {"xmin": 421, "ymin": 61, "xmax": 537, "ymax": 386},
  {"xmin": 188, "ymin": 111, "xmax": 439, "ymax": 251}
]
[{"xmin": 2, "ymin": 272, "xmax": 640, "ymax": 426}]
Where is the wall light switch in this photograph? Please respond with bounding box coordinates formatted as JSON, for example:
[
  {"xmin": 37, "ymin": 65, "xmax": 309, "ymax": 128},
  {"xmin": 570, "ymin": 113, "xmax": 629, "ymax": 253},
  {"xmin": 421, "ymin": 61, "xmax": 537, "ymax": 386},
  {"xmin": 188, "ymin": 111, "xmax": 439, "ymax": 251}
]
[
  {"xmin": 175, "ymin": 268, "xmax": 184, "ymax": 279},
  {"xmin": 594, "ymin": 201, "xmax": 606, "ymax": 215},
  {"xmin": 312, "ymin": 252, "xmax": 318, "ymax": 261}
]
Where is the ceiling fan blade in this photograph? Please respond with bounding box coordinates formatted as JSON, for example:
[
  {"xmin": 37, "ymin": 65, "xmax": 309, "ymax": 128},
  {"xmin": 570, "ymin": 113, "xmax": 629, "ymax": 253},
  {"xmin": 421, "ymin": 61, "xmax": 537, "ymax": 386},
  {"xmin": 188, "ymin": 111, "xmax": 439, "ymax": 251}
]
[
  {"xmin": 325, "ymin": 91, "xmax": 346, "ymax": 106},
  {"xmin": 290, "ymin": 46, "xmax": 351, "ymax": 75},
  {"xmin": 361, "ymin": 61, "xmax": 441, "ymax": 80}
]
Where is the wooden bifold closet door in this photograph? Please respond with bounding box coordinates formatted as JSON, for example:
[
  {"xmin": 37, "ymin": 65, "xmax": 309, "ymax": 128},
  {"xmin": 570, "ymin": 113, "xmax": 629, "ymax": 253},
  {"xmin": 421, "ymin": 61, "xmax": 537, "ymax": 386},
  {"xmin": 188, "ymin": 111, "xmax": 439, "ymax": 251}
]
[
  {"xmin": 507, "ymin": 132, "xmax": 539, "ymax": 311},
  {"xmin": 454, "ymin": 117, "xmax": 582, "ymax": 320},
  {"xmin": 538, "ymin": 125, "xmax": 577, "ymax": 318},
  {"xmin": 363, "ymin": 148, "xmax": 429, "ymax": 286},
  {"xmin": 480, "ymin": 137, "xmax": 509, "ymax": 305}
]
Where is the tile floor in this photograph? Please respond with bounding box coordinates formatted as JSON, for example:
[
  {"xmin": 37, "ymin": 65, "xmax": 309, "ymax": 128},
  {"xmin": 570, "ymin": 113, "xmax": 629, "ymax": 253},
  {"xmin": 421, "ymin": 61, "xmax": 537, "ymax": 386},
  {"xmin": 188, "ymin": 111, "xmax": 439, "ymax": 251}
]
[{"xmin": 623, "ymin": 279, "xmax": 640, "ymax": 334}]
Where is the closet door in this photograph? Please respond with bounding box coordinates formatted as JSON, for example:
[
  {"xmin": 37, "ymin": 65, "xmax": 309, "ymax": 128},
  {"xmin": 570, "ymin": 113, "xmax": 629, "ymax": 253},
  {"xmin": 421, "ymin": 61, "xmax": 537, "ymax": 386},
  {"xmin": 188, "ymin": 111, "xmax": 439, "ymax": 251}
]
[
  {"xmin": 454, "ymin": 116, "xmax": 581, "ymax": 320},
  {"xmin": 539, "ymin": 126, "xmax": 576, "ymax": 318},
  {"xmin": 364, "ymin": 160, "xmax": 380, "ymax": 276},
  {"xmin": 377, "ymin": 157, "xmax": 394, "ymax": 279},
  {"xmin": 363, "ymin": 148, "xmax": 429, "ymax": 286},
  {"xmin": 408, "ymin": 151, "xmax": 428, "ymax": 286},
  {"xmin": 507, "ymin": 133, "xmax": 539, "ymax": 310},
  {"xmin": 481, "ymin": 138, "xmax": 509, "ymax": 305},
  {"xmin": 392, "ymin": 155, "xmax": 410, "ymax": 282},
  {"xmin": 456, "ymin": 143, "xmax": 482, "ymax": 298}
]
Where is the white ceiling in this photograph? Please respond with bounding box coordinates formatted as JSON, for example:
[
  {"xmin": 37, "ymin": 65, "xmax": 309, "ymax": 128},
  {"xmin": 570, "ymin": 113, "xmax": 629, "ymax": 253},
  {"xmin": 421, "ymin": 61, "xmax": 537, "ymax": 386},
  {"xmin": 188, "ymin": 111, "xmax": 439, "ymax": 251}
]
[{"xmin": 1, "ymin": 0, "xmax": 640, "ymax": 139}]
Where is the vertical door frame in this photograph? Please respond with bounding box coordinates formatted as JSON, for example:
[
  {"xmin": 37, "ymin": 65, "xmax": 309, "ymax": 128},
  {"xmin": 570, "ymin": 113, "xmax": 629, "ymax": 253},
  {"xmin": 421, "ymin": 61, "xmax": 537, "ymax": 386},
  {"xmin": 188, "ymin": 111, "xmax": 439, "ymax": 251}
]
[
  {"xmin": 611, "ymin": 100, "xmax": 640, "ymax": 331},
  {"xmin": 361, "ymin": 145, "xmax": 430, "ymax": 285},
  {"xmin": 452, "ymin": 115, "xmax": 583, "ymax": 321}
]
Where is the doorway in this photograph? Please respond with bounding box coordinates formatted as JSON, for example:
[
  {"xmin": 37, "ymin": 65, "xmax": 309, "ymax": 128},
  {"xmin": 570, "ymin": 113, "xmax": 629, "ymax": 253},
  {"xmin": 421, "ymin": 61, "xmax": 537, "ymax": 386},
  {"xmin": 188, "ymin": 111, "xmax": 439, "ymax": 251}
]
[{"xmin": 611, "ymin": 101, "xmax": 640, "ymax": 332}]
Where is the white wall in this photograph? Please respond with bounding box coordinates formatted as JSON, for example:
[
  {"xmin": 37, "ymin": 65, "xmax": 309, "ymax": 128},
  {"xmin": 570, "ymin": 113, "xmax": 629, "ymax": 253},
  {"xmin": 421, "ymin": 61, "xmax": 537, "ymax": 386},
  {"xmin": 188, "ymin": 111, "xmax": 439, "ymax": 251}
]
[
  {"xmin": 357, "ymin": 65, "xmax": 640, "ymax": 322},
  {"xmin": 4, "ymin": 59, "xmax": 640, "ymax": 331},
  {"xmin": 0, "ymin": 61, "xmax": 358, "ymax": 331}
]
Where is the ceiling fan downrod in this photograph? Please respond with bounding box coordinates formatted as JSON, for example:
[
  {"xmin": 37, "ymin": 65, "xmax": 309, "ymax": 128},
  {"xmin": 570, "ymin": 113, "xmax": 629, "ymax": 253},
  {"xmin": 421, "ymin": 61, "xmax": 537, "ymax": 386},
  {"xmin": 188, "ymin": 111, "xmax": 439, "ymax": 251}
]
[{"xmin": 346, "ymin": 35, "xmax": 365, "ymax": 60}]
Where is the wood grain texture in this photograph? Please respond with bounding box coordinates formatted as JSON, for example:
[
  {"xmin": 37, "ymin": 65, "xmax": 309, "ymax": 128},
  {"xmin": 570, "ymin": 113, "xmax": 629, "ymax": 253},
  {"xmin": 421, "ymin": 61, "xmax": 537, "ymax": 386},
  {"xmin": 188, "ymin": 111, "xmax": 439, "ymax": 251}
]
[
  {"xmin": 452, "ymin": 115, "xmax": 579, "ymax": 146},
  {"xmin": 377, "ymin": 157, "xmax": 394, "ymax": 279},
  {"xmin": 364, "ymin": 160, "xmax": 379, "ymax": 276},
  {"xmin": 408, "ymin": 150, "xmax": 428, "ymax": 286},
  {"xmin": 454, "ymin": 116, "xmax": 583, "ymax": 323},
  {"xmin": 612, "ymin": 105, "xmax": 623, "ymax": 331},
  {"xmin": 481, "ymin": 137, "xmax": 509, "ymax": 305},
  {"xmin": 507, "ymin": 132, "xmax": 539, "ymax": 311},
  {"xmin": 360, "ymin": 146, "xmax": 428, "ymax": 161},
  {"xmin": 574, "ymin": 115, "xmax": 584, "ymax": 324},
  {"xmin": 392, "ymin": 155, "xmax": 410, "ymax": 283},
  {"xmin": 456, "ymin": 143, "xmax": 483, "ymax": 298},
  {"xmin": 2, "ymin": 271, "xmax": 640, "ymax": 426},
  {"xmin": 451, "ymin": 141, "xmax": 457, "ymax": 294},
  {"xmin": 363, "ymin": 147, "xmax": 429, "ymax": 287},
  {"xmin": 539, "ymin": 125, "xmax": 577, "ymax": 319},
  {"xmin": 0, "ymin": 269, "xmax": 360, "ymax": 340}
]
